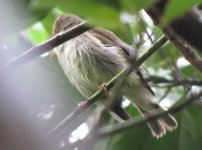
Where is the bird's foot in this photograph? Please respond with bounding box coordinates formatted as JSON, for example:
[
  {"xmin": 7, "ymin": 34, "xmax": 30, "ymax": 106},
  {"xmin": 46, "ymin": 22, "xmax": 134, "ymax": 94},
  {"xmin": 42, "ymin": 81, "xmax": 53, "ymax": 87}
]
[{"xmin": 98, "ymin": 83, "xmax": 112, "ymax": 96}]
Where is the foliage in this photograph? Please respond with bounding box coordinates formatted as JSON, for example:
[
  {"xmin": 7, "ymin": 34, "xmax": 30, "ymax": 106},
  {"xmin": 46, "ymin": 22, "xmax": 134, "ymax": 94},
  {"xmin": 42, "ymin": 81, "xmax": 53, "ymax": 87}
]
[{"xmin": 1, "ymin": 0, "xmax": 202, "ymax": 150}]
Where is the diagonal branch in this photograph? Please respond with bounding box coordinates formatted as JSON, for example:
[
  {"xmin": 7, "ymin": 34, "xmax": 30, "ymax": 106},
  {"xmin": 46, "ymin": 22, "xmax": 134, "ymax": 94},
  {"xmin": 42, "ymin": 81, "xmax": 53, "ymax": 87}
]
[
  {"xmin": 3, "ymin": 21, "xmax": 91, "ymax": 71},
  {"xmin": 49, "ymin": 35, "xmax": 168, "ymax": 136},
  {"xmin": 169, "ymin": 36, "xmax": 202, "ymax": 72},
  {"xmin": 147, "ymin": 2, "xmax": 202, "ymax": 72},
  {"xmin": 147, "ymin": 76, "xmax": 202, "ymax": 86}
]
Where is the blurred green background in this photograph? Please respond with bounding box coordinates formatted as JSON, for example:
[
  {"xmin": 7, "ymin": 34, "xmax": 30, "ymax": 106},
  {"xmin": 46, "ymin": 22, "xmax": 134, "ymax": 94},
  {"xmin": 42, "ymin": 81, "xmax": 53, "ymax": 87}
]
[{"xmin": 1, "ymin": 0, "xmax": 202, "ymax": 150}]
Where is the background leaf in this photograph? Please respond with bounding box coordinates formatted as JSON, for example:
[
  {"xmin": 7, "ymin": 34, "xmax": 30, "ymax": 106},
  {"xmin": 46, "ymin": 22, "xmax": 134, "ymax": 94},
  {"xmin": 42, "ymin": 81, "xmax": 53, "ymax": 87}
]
[
  {"xmin": 163, "ymin": 0, "xmax": 201, "ymax": 24},
  {"xmin": 1, "ymin": 0, "xmax": 202, "ymax": 150}
]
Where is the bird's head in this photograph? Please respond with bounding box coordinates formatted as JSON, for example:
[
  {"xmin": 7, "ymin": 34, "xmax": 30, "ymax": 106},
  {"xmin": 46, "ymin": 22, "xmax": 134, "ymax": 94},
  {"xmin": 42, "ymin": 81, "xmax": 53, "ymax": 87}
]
[{"xmin": 52, "ymin": 13, "xmax": 84, "ymax": 35}]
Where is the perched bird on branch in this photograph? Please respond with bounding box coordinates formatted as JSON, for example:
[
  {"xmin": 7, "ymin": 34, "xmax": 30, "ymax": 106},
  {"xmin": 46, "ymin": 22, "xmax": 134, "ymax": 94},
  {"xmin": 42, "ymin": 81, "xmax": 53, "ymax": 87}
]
[{"xmin": 52, "ymin": 13, "xmax": 177, "ymax": 138}]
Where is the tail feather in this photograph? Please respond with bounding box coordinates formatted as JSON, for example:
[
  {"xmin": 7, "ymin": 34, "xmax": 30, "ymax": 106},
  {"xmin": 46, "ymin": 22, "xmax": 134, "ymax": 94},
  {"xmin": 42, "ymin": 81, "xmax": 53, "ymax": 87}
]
[
  {"xmin": 124, "ymin": 72, "xmax": 178, "ymax": 138},
  {"xmin": 161, "ymin": 114, "xmax": 178, "ymax": 131},
  {"xmin": 147, "ymin": 119, "xmax": 166, "ymax": 138},
  {"xmin": 139, "ymin": 107, "xmax": 178, "ymax": 138},
  {"xmin": 108, "ymin": 100, "xmax": 178, "ymax": 138}
]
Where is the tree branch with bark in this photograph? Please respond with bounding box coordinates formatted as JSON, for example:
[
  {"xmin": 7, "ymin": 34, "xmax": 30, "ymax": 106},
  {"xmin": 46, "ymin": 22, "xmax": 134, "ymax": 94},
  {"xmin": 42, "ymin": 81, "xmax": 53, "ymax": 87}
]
[
  {"xmin": 3, "ymin": 21, "xmax": 91, "ymax": 72},
  {"xmin": 147, "ymin": 0, "xmax": 202, "ymax": 72}
]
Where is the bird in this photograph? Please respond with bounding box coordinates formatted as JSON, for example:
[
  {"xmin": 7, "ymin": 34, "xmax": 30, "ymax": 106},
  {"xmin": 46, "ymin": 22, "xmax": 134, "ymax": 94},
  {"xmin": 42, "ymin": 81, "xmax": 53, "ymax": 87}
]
[{"xmin": 51, "ymin": 13, "xmax": 178, "ymax": 138}]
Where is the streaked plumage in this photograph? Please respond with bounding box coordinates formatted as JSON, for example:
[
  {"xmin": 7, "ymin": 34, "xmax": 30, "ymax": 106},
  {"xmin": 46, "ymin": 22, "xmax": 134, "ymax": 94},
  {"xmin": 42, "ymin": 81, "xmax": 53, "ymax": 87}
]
[{"xmin": 52, "ymin": 14, "xmax": 177, "ymax": 138}]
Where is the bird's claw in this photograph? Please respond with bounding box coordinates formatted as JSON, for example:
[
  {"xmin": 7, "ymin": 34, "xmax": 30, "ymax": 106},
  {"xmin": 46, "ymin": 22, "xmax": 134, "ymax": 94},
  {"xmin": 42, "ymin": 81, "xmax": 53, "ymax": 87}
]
[{"xmin": 98, "ymin": 83, "xmax": 112, "ymax": 96}]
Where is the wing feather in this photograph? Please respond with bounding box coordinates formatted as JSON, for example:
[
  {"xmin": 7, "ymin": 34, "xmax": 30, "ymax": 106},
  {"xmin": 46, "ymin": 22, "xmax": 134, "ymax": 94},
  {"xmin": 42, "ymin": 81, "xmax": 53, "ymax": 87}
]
[{"xmin": 89, "ymin": 28, "xmax": 155, "ymax": 96}]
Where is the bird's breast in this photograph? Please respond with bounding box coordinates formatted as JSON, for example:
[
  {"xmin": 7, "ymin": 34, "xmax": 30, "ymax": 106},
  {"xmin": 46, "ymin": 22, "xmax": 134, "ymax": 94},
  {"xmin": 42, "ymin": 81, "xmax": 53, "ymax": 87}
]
[{"xmin": 54, "ymin": 34, "xmax": 127, "ymax": 98}]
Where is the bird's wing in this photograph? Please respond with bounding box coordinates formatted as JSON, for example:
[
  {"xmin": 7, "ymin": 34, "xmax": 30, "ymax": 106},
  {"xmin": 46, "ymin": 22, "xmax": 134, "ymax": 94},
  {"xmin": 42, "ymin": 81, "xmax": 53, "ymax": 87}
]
[
  {"xmin": 89, "ymin": 28, "xmax": 135, "ymax": 58},
  {"xmin": 135, "ymin": 69, "xmax": 155, "ymax": 96},
  {"xmin": 89, "ymin": 27, "xmax": 155, "ymax": 96}
]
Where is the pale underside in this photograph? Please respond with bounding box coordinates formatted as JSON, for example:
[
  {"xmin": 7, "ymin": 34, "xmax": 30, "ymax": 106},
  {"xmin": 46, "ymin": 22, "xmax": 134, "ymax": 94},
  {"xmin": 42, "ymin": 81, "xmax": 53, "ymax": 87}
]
[{"xmin": 53, "ymin": 32, "xmax": 157, "ymax": 111}]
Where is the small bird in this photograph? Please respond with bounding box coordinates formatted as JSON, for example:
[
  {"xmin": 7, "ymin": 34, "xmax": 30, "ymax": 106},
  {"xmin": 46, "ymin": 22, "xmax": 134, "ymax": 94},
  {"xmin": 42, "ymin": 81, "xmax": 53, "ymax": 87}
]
[{"xmin": 52, "ymin": 13, "xmax": 177, "ymax": 138}]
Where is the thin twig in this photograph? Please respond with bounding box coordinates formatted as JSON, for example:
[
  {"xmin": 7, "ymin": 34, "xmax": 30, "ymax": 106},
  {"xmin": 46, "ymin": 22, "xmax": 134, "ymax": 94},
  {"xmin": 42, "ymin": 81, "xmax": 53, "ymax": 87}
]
[
  {"xmin": 147, "ymin": 76, "xmax": 202, "ymax": 86},
  {"xmin": 164, "ymin": 47, "xmax": 191, "ymax": 90},
  {"xmin": 50, "ymin": 35, "xmax": 168, "ymax": 136}
]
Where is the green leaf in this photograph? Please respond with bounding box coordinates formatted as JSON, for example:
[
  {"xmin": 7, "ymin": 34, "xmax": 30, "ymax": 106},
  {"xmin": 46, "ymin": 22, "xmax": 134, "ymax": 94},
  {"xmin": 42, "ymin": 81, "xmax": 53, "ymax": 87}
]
[
  {"xmin": 27, "ymin": 22, "xmax": 49, "ymax": 44},
  {"xmin": 34, "ymin": 0, "xmax": 120, "ymax": 29},
  {"xmin": 41, "ymin": 8, "xmax": 64, "ymax": 34},
  {"xmin": 163, "ymin": 0, "xmax": 201, "ymax": 24},
  {"xmin": 180, "ymin": 65, "xmax": 202, "ymax": 79},
  {"xmin": 1, "ymin": 0, "xmax": 51, "ymax": 37},
  {"xmin": 119, "ymin": 0, "xmax": 156, "ymax": 12}
]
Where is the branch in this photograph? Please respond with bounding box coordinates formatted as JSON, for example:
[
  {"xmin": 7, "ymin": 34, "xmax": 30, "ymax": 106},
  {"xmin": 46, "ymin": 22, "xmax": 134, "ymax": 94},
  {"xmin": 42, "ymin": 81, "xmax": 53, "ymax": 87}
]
[
  {"xmin": 3, "ymin": 21, "xmax": 91, "ymax": 71},
  {"xmin": 147, "ymin": 76, "xmax": 202, "ymax": 86},
  {"xmin": 49, "ymin": 35, "xmax": 168, "ymax": 136},
  {"xmin": 96, "ymin": 90, "xmax": 202, "ymax": 138},
  {"xmin": 147, "ymin": 0, "xmax": 202, "ymax": 51},
  {"xmin": 67, "ymin": 90, "xmax": 202, "ymax": 149},
  {"xmin": 147, "ymin": 1, "xmax": 202, "ymax": 72},
  {"xmin": 169, "ymin": 36, "xmax": 202, "ymax": 72}
]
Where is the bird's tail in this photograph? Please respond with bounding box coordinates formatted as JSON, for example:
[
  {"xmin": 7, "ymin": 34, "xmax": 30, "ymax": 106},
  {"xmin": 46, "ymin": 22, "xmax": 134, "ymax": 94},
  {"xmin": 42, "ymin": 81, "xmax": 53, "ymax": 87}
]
[
  {"xmin": 124, "ymin": 74, "xmax": 178, "ymax": 138},
  {"xmin": 138, "ymin": 107, "xmax": 178, "ymax": 138},
  {"xmin": 109, "ymin": 101, "xmax": 178, "ymax": 138}
]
